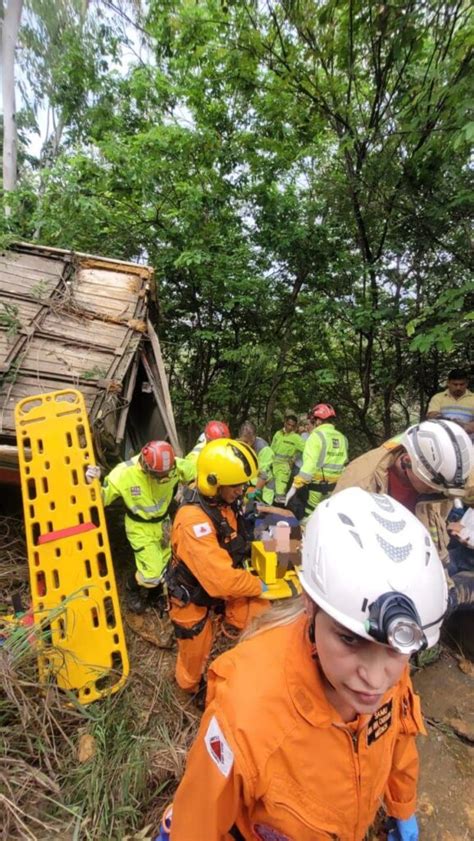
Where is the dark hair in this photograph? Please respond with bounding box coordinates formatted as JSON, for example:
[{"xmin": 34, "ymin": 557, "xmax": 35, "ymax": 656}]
[
  {"xmin": 284, "ymin": 413, "xmax": 298, "ymax": 423},
  {"xmin": 448, "ymin": 369, "xmax": 468, "ymax": 382},
  {"xmin": 238, "ymin": 420, "xmax": 257, "ymax": 438}
]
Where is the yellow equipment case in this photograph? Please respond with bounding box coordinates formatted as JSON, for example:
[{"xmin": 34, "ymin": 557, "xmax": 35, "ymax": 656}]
[{"xmin": 249, "ymin": 506, "xmax": 302, "ymax": 600}]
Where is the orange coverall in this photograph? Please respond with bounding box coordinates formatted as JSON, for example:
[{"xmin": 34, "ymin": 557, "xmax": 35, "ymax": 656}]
[
  {"xmin": 169, "ymin": 502, "xmax": 266, "ymax": 692},
  {"xmin": 170, "ymin": 614, "xmax": 425, "ymax": 841}
]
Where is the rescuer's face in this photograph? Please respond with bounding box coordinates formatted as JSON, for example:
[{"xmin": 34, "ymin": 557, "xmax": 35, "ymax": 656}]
[
  {"xmin": 310, "ymin": 607, "xmax": 408, "ymax": 718},
  {"xmin": 219, "ymin": 484, "xmax": 245, "ymax": 504}
]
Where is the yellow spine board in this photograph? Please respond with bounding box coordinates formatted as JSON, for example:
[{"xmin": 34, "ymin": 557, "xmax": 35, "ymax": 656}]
[{"xmin": 15, "ymin": 389, "xmax": 129, "ymax": 703}]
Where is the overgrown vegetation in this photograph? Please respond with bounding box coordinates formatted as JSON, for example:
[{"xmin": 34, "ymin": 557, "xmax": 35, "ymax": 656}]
[{"xmin": 2, "ymin": 1, "xmax": 473, "ymax": 450}]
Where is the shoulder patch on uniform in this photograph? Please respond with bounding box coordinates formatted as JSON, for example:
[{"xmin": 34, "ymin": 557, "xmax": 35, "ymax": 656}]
[
  {"xmin": 130, "ymin": 486, "xmax": 141, "ymax": 496},
  {"xmin": 192, "ymin": 522, "xmax": 212, "ymax": 538},
  {"xmin": 204, "ymin": 715, "xmax": 234, "ymax": 777}
]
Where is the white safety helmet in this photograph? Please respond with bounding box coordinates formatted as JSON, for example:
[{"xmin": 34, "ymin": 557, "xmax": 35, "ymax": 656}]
[
  {"xmin": 402, "ymin": 419, "xmax": 473, "ymax": 494},
  {"xmin": 300, "ymin": 488, "xmax": 448, "ymax": 653}
]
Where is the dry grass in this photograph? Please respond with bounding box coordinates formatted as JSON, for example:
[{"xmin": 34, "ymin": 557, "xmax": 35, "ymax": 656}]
[{"xmin": 0, "ymin": 513, "xmax": 201, "ymax": 840}]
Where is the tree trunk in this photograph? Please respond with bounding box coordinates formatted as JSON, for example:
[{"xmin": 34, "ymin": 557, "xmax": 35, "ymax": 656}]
[{"xmin": 2, "ymin": 0, "xmax": 23, "ymax": 211}]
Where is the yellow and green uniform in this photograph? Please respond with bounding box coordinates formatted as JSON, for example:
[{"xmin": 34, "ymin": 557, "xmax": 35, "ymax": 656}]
[
  {"xmin": 102, "ymin": 455, "xmax": 195, "ymax": 586},
  {"xmin": 182, "ymin": 436, "xmax": 205, "ymax": 476},
  {"xmin": 271, "ymin": 429, "xmax": 305, "ymax": 495},
  {"xmin": 252, "ymin": 437, "xmax": 275, "ymax": 505},
  {"xmin": 293, "ymin": 423, "xmax": 348, "ymax": 517}
]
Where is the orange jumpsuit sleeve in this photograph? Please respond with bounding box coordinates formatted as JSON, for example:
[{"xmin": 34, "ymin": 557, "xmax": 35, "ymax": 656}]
[
  {"xmin": 170, "ymin": 705, "xmax": 254, "ymax": 841},
  {"xmin": 174, "ymin": 518, "xmax": 263, "ymax": 600},
  {"xmin": 384, "ymin": 677, "xmax": 426, "ymax": 820}
]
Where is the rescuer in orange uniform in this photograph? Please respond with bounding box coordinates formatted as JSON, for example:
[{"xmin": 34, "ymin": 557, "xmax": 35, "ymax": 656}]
[
  {"xmin": 167, "ymin": 438, "xmax": 268, "ymax": 694},
  {"xmin": 162, "ymin": 488, "xmax": 448, "ymax": 841}
]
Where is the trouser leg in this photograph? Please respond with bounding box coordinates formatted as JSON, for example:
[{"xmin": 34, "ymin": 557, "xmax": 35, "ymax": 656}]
[
  {"xmin": 447, "ymin": 544, "xmax": 474, "ymax": 577},
  {"xmin": 169, "ymin": 601, "xmax": 214, "ymax": 693},
  {"xmin": 273, "ymin": 464, "xmax": 291, "ymax": 497},
  {"xmin": 447, "ymin": 570, "xmax": 474, "ymax": 613},
  {"xmin": 125, "ymin": 516, "xmax": 171, "ymax": 583},
  {"xmin": 304, "ymin": 488, "xmax": 326, "ymax": 519}
]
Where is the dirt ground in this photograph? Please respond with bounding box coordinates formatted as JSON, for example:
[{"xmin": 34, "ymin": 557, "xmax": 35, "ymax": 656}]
[{"xmin": 412, "ymin": 646, "xmax": 473, "ymax": 841}]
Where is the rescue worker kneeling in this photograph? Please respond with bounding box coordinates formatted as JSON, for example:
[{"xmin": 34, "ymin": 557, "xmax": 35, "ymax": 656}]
[
  {"xmin": 167, "ymin": 438, "xmax": 268, "ymax": 693},
  {"xmin": 163, "ymin": 488, "xmax": 448, "ymax": 841}
]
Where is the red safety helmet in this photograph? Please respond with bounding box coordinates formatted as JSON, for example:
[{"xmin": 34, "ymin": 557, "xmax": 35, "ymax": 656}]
[
  {"xmin": 140, "ymin": 441, "xmax": 175, "ymax": 475},
  {"xmin": 204, "ymin": 420, "xmax": 230, "ymax": 440},
  {"xmin": 308, "ymin": 403, "xmax": 336, "ymax": 421}
]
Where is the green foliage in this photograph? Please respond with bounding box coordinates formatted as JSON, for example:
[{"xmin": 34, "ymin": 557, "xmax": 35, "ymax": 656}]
[
  {"xmin": 4, "ymin": 0, "xmax": 473, "ymax": 448},
  {"xmin": 0, "ymin": 302, "xmax": 22, "ymax": 338}
]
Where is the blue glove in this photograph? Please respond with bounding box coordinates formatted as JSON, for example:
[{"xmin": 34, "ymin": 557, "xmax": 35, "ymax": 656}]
[
  {"xmin": 387, "ymin": 815, "xmax": 419, "ymax": 841},
  {"xmin": 247, "ymin": 489, "xmax": 262, "ymax": 501},
  {"xmin": 260, "ymin": 582, "xmax": 269, "ymax": 593},
  {"xmin": 154, "ymin": 805, "xmax": 172, "ymax": 840}
]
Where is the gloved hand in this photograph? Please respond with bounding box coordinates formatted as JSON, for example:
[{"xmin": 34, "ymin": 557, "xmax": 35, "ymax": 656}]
[
  {"xmin": 85, "ymin": 465, "xmax": 101, "ymax": 484},
  {"xmin": 284, "ymin": 486, "xmax": 297, "ymax": 506},
  {"xmin": 247, "ymin": 488, "xmax": 262, "ymax": 501},
  {"xmin": 154, "ymin": 804, "xmax": 172, "ymax": 840},
  {"xmin": 260, "ymin": 581, "xmax": 268, "ymax": 593},
  {"xmin": 387, "ymin": 815, "xmax": 419, "ymax": 841}
]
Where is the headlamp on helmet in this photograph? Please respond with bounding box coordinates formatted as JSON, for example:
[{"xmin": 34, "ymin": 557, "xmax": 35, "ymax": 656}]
[
  {"xmin": 299, "ymin": 488, "xmax": 448, "ymax": 651},
  {"xmin": 365, "ymin": 592, "xmax": 427, "ymax": 655}
]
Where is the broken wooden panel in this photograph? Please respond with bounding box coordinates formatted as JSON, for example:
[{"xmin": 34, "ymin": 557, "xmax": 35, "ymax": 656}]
[
  {"xmin": 72, "ymin": 268, "xmax": 148, "ymax": 321},
  {"xmin": 19, "ymin": 336, "xmax": 117, "ymax": 380},
  {"xmin": 0, "ymin": 243, "xmax": 180, "ymax": 466},
  {"xmin": 0, "ymin": 251, "xmax": 65, "ymax": 299},
  {"xmin": 0, "ymin": 375, "xmax": 98, "ymax": 438},
  {"xmin": 40, "ymin": 311, "xmax": 131, "ymax": 349}
]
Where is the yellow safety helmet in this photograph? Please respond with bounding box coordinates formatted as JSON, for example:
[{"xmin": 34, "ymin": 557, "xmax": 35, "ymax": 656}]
[{"xmin": 197, "ymin": 438, "xmax": 258, "ymax": 497}]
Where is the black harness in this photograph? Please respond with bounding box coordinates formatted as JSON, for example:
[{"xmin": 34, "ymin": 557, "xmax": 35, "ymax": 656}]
[{"xmin": 166, "ymin": 491, "xmax": 250, "ymax": 626}]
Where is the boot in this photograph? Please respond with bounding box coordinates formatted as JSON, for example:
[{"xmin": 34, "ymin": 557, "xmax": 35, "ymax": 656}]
[
  {"xmin": 147, "ymin": 583, "xmax": 169, "ymax": 617},
  {"xmin": 126, "ymin": 573, "xmax": 149, "ymax": 614}
]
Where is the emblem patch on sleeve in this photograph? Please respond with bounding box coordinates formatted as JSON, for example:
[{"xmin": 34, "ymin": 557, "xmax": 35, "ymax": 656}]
[
  {"xmin": 204, "ymin": 715, "xmax": 234, "ymax": 777},
  {"xmin": 192, "ymin": 522, "xmax": 212, "ymax": 538},
  {"xmin": 130, "ymin": 486, "xmax": 142, "ymax": 496},
  {"xmin": 367, "ymin": 699, "xmax": 393, "ymax": 746}
]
